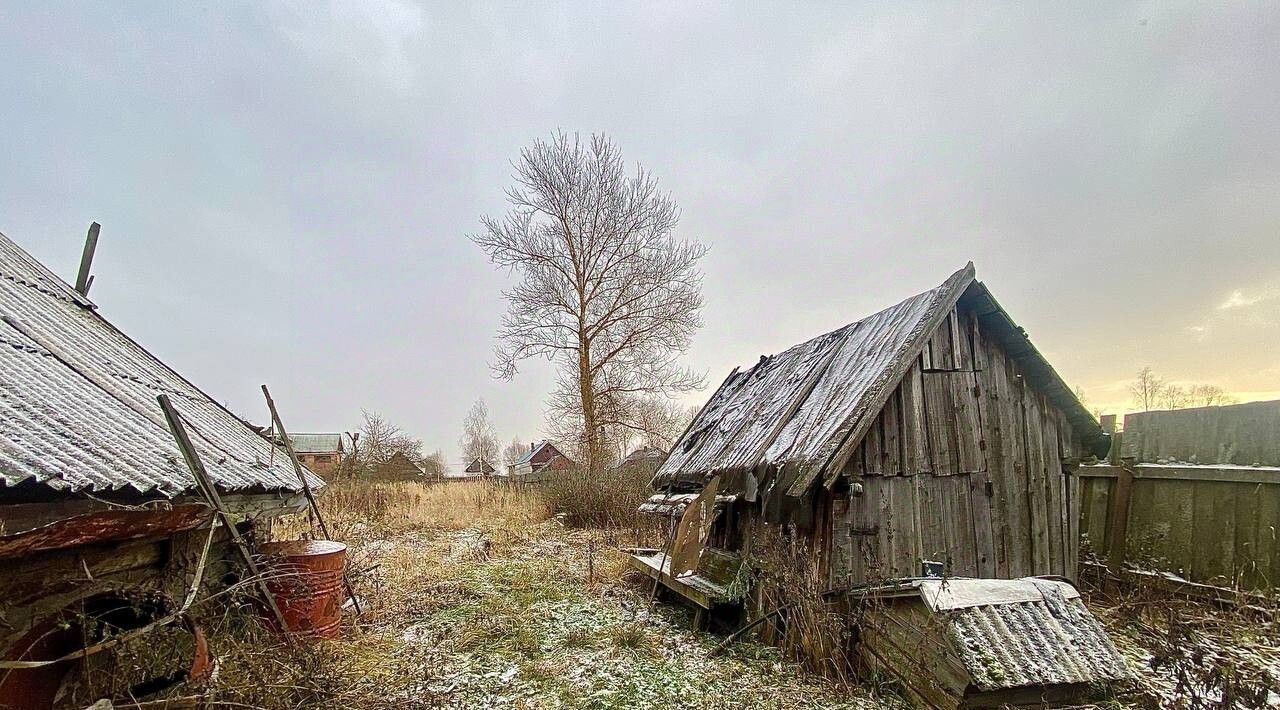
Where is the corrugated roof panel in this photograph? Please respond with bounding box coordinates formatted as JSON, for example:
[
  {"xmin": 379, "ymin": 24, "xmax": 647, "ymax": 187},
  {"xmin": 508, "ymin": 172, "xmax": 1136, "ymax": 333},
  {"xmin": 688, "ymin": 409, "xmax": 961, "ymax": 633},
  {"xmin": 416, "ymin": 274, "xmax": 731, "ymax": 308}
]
[
  {"xmin": 947, "ymin": 586, "xmax": 1129, "ymax": 691},
  {"xmin": 289, "ymin": 433, "xmax": 343, "ymax": 454},
  {"xmin": 0, "ymin": 231, "xmax": 322, "ymax": 496},
  {"xmin": 655, "ymin": 267, "xmax": 965, "ymax": 489}
]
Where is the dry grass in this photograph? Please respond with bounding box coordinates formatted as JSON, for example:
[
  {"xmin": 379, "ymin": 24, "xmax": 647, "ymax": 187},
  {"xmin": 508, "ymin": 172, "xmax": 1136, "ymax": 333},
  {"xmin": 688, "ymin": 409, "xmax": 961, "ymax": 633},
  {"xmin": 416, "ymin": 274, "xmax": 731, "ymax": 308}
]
[
  {"xmin": 298, "ymin": 478, "xmax": 554, "ymax": 539},
  {"xmin": 195, "ymin": 479, "xmax": 889, "ymax": 709}
]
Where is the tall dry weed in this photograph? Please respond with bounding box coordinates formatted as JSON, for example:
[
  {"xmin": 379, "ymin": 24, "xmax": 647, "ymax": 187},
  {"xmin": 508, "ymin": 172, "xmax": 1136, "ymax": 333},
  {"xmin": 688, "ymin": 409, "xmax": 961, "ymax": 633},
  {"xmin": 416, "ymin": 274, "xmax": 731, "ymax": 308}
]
[{"xmin": 746, "ymin": 525, "xmax": 856, "ymax": 683}]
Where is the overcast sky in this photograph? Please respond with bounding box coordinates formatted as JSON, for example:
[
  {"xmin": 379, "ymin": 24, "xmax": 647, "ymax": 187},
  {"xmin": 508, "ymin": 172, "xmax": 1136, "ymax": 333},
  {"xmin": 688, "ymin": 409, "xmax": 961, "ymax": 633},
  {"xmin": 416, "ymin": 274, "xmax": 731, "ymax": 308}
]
[{"xmin": 2, "ymin": 2, "xmax": 1277, "ymax": 468}]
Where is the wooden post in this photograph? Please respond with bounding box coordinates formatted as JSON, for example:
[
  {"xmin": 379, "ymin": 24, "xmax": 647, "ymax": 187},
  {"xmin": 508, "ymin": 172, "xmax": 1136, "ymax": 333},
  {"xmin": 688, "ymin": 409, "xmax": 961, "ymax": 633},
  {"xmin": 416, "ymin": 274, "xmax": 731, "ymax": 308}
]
[
  {"xmin": 156, "ymin": 393, "xmax": 294, "ymax": 641},
  {"xmin": 1105, "ymin": 454, "xmax": 1137, "ymax": 581},
  {"xmin": 75, "ymin": 222, "xmax": 100, "ymax": 296},
  {"xmin": 261, "ymin": 384, "xmax": 361, "ymax": 615}
]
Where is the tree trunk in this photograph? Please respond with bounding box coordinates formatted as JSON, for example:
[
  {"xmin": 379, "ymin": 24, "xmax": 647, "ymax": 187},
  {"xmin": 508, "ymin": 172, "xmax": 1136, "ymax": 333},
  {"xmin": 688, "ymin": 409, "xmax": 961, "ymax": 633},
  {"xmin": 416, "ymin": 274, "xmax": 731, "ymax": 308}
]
[{"xmin": 578, "ymin": 342, "xmax": 599, "ymax": 474}]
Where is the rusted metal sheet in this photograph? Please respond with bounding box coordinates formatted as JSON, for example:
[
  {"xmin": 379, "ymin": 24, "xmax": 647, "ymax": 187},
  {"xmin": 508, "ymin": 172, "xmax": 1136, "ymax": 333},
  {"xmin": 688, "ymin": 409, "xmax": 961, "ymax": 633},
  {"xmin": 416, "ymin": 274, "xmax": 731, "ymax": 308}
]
[{"xmin": 0, "ymin": 505, "xmax": 211, "ymax": 560}]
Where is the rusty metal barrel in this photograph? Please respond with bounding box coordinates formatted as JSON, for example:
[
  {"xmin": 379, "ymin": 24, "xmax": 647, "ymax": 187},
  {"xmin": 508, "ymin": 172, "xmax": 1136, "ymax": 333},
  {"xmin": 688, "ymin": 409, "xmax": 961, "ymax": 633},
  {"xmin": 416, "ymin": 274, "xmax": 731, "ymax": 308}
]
[{"xmin": 257, "ymin": 540, "xmax": 347, "ymax": 640}]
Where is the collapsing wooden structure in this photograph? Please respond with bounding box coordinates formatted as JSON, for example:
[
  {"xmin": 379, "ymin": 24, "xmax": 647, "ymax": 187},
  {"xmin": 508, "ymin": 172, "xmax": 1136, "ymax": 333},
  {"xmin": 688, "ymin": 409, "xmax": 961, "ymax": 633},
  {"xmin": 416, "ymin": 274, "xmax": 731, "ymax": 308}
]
[
  {"xmin": 637, "ymin": 264, "xmax": 1128, "ymax": 707},
  {"xmin": 0, "ymin": 229, "xmax": 324, "ymax": 707}
]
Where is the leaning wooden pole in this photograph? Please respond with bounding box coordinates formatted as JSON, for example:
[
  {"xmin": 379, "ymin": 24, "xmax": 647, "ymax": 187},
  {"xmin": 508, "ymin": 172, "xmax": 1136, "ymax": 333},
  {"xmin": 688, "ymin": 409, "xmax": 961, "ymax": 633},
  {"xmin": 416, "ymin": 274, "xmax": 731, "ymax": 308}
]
[
  {"xmin": 261, "ymin": 384, "xmax": 362, "ymax": 616},
  {"xmin": 157, "ymin": 393, "xmax": 294, "ymax": 642}
]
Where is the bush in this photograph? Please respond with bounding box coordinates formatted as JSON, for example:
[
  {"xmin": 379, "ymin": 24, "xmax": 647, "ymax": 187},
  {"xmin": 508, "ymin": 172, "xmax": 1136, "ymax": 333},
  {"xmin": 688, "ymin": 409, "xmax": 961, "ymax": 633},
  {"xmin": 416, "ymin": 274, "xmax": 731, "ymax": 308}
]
[{"xmin": 539, "ymin": 466, "xmax": 654, "ymax": 532}]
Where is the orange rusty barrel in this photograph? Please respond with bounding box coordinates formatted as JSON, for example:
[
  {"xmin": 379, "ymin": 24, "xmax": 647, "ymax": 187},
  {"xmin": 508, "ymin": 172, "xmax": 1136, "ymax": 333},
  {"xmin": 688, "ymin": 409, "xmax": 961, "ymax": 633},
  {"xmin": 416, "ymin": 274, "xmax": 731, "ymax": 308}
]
[{"xmin": 257, "ymin": 540, "xmax": 347, "ymax": 640}]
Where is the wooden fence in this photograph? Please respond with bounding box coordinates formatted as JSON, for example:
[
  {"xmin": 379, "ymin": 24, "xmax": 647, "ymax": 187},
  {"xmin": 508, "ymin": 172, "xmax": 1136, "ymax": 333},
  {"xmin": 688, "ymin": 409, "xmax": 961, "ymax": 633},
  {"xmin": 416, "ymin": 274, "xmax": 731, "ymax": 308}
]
[{"xmin": 1077, "ymin": 401, "xmax": 1280, "ymax": 591}]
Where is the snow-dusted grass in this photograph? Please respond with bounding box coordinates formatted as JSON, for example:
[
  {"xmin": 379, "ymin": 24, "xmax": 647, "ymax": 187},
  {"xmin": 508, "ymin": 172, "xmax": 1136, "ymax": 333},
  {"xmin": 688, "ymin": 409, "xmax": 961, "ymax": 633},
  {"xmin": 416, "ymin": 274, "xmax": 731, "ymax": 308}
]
[{"xmin": 210, "ymin": 481, "xmax": 897, "ymax": 708}]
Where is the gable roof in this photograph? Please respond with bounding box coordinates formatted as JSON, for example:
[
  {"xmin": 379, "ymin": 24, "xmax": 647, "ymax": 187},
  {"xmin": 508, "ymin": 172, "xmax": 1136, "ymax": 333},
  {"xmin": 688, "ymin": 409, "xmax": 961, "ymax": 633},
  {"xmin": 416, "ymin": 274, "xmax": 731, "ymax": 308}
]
[
  {"xmin": 289, "ymin": 433, "xmax": 345, "ymax": 454},
  {"xmin": 465, "ymin": 458, "xmax": 496, "ymax": 474},
  {"xmin": 620, "ymin": 446, "xmax": 667, "ymax": 466},
  {"xmin": 512, "ymin": 440, "xmax": 571, "ymax": 467},
  {"xmin": 0, "ymin": 230, "xmax": 324, "ymax": 497},
  {"xmin": 654, "ymin": 263, "xmax": 1106, "ymax": 497}
]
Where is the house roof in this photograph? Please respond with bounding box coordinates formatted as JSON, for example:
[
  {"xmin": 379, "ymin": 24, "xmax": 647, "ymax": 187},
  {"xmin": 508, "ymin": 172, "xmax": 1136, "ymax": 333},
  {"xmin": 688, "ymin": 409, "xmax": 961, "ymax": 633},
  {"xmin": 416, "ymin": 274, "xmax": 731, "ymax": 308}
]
[
  {"xmin": 512, "ymin": 440, "xmax": 570, "ymax": 467},
  {"xmin": 654, "ymin": 263, "xmax": 1106, "ymax": 496},
  {"xmin": 465, "ymin": 458, "xmax": 496, "ymax": 474},
  {"xmin": 289, "ymin": 433, "xmax": 344, "ymax": 454},
  {"xmin": 620, "ymin": 446, "xmax": 667, "ymax": 467},
  {"xmin": 0, "ymin": 230, "xmax": 324, "ymax": 497}
]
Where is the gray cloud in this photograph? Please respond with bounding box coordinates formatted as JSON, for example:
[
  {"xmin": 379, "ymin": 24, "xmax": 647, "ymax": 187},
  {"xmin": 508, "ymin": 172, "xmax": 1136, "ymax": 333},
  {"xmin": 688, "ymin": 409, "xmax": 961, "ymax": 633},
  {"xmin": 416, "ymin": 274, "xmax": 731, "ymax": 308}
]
[{"xmin": 2, "ymin": 2, "xmax": 1277, "ymax": 465}]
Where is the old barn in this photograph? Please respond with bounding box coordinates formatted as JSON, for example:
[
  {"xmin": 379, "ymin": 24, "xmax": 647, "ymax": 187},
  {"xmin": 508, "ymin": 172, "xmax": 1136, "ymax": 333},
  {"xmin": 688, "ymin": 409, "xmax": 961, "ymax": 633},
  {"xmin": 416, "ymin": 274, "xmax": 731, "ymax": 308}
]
[
  {"xmin": 0, "ymin": 230, "xmax": 323, "ymax": 707},
  {"xmin": 637, "ymin": 264, "xmax": 1126, "ymax": 707}
]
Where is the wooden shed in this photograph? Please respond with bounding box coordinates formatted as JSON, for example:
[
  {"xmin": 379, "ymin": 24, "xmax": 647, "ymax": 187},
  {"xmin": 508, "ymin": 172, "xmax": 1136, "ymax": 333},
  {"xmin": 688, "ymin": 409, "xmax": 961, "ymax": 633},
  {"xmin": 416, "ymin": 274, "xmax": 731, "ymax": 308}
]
[
  {"xmin": 638, "ymin": 264, "xmax": 1124, "ymax": 704},
  {"xmin": 0, "ymin": 230, "xmax": 322, "ymax": 707}
]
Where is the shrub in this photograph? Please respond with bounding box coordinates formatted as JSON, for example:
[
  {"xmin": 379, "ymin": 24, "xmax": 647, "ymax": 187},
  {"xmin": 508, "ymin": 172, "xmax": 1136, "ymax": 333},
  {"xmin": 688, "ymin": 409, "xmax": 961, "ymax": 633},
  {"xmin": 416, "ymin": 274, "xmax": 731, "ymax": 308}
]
[{"xmin": 539, "ymin": 466, "xmax": 654, "ymax": 532}]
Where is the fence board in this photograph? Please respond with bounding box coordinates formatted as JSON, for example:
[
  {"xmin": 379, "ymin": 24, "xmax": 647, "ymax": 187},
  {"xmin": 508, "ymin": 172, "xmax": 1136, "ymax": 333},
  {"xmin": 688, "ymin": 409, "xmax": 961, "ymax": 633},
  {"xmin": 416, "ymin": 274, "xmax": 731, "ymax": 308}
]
[{"xmin": 1078, "ymin": 463, "xmax": 1280, "ymax": 590}]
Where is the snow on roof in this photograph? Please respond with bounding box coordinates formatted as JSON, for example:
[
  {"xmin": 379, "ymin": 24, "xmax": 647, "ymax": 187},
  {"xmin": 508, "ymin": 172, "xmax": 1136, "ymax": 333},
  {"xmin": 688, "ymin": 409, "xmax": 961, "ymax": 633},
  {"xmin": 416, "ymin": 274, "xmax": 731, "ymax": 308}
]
[
  {"xmin": 0, "ymin": 230, "xmax": 323, "ymax": 497},
  {"xmin": 655, "ymin": 263, "xmax": 1104, "ymax": 496},
  {"xmin": 289, "ymin": 433, "xmax": 344, "ymax": 454}
]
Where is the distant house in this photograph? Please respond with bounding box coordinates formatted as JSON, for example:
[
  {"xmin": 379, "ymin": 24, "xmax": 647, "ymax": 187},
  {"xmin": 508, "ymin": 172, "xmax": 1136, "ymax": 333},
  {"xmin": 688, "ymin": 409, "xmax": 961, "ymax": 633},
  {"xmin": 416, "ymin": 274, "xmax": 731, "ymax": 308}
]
[
  {"xmin": 615, "ymin": 446, "xmax": 666, "ymax": 474},
  {"xmin": 464, "ymin": 458, "xmax": 497, "ymax": 476},
  {"xmin": 287, "ymin": 433, "xmax": 348, "ymax": 477},
  {"xmin": 370, "ymin": 451, "xmax": 428, "ymax": 482},
  {"xmin": 507, "ymin": 441, "xmax": 575, "ymax": 481}
]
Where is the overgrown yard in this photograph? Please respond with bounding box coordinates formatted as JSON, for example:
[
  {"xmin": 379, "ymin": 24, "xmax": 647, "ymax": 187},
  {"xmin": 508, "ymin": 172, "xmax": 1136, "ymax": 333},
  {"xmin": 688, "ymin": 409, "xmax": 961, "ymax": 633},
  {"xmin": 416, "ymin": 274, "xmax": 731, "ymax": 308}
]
[
  {"xmin": 200, "ymin": 480, "xmax": 899, "ymax": 709},
  {"xmin": 185, "ymin": 480, "xmax": 1278, "ymax": 709}
]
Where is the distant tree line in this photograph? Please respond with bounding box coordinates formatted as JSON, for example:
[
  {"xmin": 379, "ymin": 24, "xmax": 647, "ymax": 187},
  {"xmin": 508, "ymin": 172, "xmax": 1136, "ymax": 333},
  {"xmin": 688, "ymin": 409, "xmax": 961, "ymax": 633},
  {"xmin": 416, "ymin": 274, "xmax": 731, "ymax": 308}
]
[{"xmin": 1129, "ymin": 366, "xmax": 1237, "ymax": 412}]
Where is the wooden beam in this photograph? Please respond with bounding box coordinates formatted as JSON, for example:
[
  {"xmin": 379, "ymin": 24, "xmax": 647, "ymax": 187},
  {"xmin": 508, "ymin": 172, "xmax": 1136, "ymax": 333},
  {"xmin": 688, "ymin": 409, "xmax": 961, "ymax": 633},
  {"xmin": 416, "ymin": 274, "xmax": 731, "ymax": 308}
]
[
  {"xmin": 75, "ymin": 222, "xmax": 100, "ymax": 296},
  {"xmin": 1076, "ymin": 464, "xmax": 1280, "ymax": 486},
  {"xmin": 157, "ymin": 393, "xmax": 294, "ymax": 641},
  {"xmin": 1104, "ymin": 458, "xmax": 1136, "ymax": 577},
  {"xmin": 261, "ymin": 384, "xmax": 361, "ymax": 615}
]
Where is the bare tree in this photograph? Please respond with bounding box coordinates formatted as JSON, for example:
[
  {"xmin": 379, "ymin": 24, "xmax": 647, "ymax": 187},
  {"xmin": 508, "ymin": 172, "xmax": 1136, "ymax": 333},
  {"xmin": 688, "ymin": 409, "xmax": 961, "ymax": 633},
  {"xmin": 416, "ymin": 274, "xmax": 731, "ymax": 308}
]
[
  {"xmin": 1159, "ymin": 384, "xmax": 1191, "ymax": 410},
  {"xmin": 503, "ymin": 437, "xmax": 530, "ymax": 465},
  {"xmin": 472, "ymin": 132, "xmax": 708, "ymax": 473},
  {"xmin": 459, "ymin": 399, "xmax": 500, "ymax": 470},
  {"xmin": 1189, "ymin": 384, "xmax": 1237, "ymax": 407},
  {"xmin": 1129, "ymin": 367, "xmax": 1165, "ymax": 412},
  {"xmin": 356, "ymin": 409, "xmax": 423, "ymax": 468},
  {"xmin": 421, "ymin": 449, "xmax": 447, "ymax": 478}
]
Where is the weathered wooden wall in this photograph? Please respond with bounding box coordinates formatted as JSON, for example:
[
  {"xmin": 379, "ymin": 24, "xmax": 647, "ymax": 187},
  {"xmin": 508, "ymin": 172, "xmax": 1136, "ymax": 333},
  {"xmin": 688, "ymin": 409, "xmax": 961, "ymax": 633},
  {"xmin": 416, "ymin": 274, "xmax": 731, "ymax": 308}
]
[
  {"xmin": 1079, "ymin": 464, "xmax": 1280, "ymax": 589},
  {"xmin": 1122, "ymin": 400, "xmax": 1280, "ymax": 467},
  {"xmin": 829, "ymin": 304, "xmax": 1083, "ymax": 586}
]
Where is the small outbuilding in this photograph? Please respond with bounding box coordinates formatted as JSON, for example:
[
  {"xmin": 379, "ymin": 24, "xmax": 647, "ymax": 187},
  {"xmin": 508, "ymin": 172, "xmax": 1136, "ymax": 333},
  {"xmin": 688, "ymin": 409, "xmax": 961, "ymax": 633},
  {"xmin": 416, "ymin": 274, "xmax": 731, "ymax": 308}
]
[
  {"xmin": 0, "ymin": 230, "xmax": 323, "ymax": 707},
  {"xmin": 637, "ymin": 264, "xmax": 1126, "ymax": 707}
]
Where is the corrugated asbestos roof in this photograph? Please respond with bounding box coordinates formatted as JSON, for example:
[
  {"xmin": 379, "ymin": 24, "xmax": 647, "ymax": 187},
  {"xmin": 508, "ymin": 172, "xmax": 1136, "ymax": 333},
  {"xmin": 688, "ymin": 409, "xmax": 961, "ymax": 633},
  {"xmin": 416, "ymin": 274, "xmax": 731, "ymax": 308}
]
[
  {"xmin": 654, "ymin": 264, "xmax": 1105, "ymax": 495},
  {"xmin": 944, "ymin": 579, "xmax": 1129, "ymax": 691},
  {"xmin": 289, "ymin": 433, "xmax": 344, "ymax": 454},
  {"xmin": 0, "ymin": 230, "xmax": 323, "ymax": 497}
]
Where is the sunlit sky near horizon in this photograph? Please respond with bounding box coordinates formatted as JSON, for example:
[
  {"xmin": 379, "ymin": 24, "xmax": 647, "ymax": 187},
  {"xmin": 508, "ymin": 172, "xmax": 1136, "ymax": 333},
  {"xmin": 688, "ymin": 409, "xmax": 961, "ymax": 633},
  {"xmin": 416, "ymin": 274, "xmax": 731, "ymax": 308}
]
[{"xmin": 2, "ymin": 2, "xmax": 1277, "ymax": 468}]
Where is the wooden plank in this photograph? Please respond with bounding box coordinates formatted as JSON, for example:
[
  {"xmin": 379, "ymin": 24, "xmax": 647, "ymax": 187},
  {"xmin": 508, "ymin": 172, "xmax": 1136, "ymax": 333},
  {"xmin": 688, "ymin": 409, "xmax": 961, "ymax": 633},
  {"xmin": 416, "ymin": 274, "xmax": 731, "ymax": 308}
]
[
  {"xmin": 864, "ymin": 416, "xmax": 885, "ymax": 475},
  {"xmin": 881, "ymin": 390, "xmax": 903, "ymax": 476},
  {"xmin": 925, "ymin": 310, "xmax": 956, "ymax": 371},
  {"xmin": 900, "ymin": 360, "xmax": 932, "ymax": 475},
  {"xmin": 1229, "ymin": 482, "xmax": 1262, "ymax": 589},
  {"xmin": 923, "ymin": 372, "xmax": 959, "ymax": 473},
  {"xmin": 1040, "ymin": 401, "xmax": 1066, "ymax": 576},
  {"xmin": 1105, "ymin": 460, "xmax": 1135, "ymax": 575},
  {"xmin": 969, "ymin": 471, "xmax": 997, "ymax": 577},
  {"xmin": 1022, "ymin": 387, "xmax": 1051, "ymax": 574},
  {"xmin": 916, "ymin": 475, "xmax": 978, "ymax": 577},
  {"xmin": 1081, "ymin": 464, "xmax": 1280, "ymax": 485},
  {"xmin": 952, "ymin": 371, "xmax": 986, "ymax": 474},
  {"xmin": 1001, "ymin": 349, "xmax": 1033, "ymax": 577}
]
